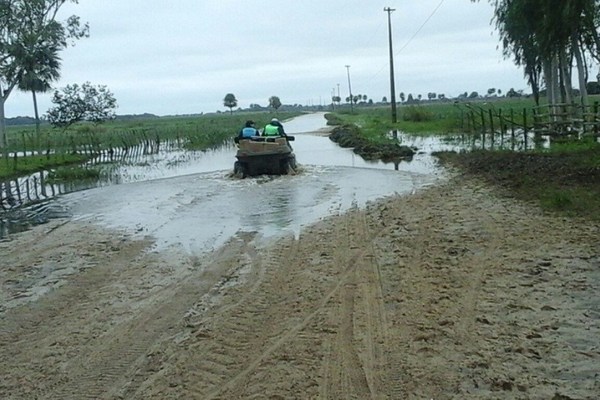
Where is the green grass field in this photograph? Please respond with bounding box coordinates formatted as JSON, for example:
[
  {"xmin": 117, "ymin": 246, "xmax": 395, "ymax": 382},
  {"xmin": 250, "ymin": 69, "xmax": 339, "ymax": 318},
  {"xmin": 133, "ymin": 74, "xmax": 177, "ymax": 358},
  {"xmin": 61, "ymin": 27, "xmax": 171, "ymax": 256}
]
[
  {"xmin": 0, "ymin": 111, "xmax": 304, "ymax": 179},
  {"xmin": 330, "ymin": 98, "xmax": 600, "ymax": 221},
  {"xmin": 331, "ymin": 96, "xmax": 543, "ymax": 135}
]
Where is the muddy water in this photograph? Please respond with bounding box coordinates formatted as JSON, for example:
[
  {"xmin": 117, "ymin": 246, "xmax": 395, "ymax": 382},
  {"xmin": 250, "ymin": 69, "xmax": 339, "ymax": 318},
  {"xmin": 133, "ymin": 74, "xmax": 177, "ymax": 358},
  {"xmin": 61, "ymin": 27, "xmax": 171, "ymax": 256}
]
[{"xmin": 44, "ymin": 113, "xmax": 444, "ymax": 254}]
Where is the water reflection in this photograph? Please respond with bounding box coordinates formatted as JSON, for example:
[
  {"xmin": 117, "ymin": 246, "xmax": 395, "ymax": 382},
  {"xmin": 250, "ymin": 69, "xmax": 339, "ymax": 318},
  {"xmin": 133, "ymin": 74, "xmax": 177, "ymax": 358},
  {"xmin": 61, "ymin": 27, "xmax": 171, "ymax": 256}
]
[
  {"xmin": 234, "ymin": 177, "xmax": 299, "ymax": 236},
  {"xmin": 57, "ymin": 163, "xmax": 436, "ymax": 254},
  {"xmin": 387, "ymin": 129, "xmax": 551, "ymax": 153},
  {"xmin": 0, "ymin": 200, "xmax": 70, "ymax": 238}
]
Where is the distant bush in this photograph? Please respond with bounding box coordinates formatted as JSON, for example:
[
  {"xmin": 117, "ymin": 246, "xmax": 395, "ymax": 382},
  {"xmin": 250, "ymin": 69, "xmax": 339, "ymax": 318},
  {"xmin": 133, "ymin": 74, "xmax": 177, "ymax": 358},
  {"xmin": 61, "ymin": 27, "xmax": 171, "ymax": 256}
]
[
  {"xmin": 401, "ymin": 106, "xmax": 434, "ymax": 122},
  {"xmin": 324, "ymin": 113, "xmax": 342, "ymax": 126}
]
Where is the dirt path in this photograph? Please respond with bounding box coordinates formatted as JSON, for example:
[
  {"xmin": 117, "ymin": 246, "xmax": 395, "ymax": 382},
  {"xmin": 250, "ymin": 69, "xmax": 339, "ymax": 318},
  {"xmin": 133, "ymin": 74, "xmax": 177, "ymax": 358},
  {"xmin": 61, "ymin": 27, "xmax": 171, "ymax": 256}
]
[{"xmin": 1, "ymin": 175, "xmax": 598, "ymax": 399}]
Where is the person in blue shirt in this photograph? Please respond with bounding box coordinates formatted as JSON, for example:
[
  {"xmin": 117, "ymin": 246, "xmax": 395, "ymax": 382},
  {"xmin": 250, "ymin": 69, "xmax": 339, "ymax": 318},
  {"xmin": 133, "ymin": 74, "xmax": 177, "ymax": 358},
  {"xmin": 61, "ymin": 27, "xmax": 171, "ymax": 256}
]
[{"xmin": 238, "ymin": 120, "xmax": 260, "ymax": 139}]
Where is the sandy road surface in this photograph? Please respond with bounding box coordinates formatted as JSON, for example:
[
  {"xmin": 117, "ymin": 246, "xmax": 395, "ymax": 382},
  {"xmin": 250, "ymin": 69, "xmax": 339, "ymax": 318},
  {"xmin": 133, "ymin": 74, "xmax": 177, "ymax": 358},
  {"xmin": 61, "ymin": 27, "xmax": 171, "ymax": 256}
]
[{"xmin": 1, "ymin": 175, "xmax": 598, "ymax": 399}]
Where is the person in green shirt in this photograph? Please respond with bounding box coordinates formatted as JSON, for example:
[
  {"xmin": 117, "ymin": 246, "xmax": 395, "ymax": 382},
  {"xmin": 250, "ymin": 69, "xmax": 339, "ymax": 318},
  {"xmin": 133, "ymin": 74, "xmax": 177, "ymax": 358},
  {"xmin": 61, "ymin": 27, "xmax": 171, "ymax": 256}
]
[{"xmin": 263, "ymin": 118, "xmax": 286, "ymax": 137}]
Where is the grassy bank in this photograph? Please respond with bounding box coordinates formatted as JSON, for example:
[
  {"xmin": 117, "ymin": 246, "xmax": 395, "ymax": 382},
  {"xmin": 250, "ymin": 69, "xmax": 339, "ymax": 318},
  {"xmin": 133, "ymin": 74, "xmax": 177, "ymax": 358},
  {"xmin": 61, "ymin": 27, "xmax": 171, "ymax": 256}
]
[
  {"xmin": 330, "ymin": 97, "xmax": 540, "ymax": 136},
  {"xmin": 0, "ymin": 153, "xmax": 90, "ymax": 179},
  {"xmin": 435, "ymin": 139, "xmax": 600, "ymax": 221}
]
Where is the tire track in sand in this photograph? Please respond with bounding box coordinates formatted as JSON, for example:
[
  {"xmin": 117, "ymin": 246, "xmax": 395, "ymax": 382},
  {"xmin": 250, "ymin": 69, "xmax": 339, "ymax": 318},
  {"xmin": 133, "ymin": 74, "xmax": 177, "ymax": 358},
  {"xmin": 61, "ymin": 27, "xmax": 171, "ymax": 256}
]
[
  {"xmin": 318, "ymin": 206, "xmax": 388, "ymax": 399},
  {"xmin": 1, "ymin": 230, "xmax": 259, "ymax": 400},
  {"xmin": 150, "ymin": 205, "xmax": 389, "ymax": 399},
  {"xmin": 189, "ymin": 233, "xmax": 307, "ymax": 399}
]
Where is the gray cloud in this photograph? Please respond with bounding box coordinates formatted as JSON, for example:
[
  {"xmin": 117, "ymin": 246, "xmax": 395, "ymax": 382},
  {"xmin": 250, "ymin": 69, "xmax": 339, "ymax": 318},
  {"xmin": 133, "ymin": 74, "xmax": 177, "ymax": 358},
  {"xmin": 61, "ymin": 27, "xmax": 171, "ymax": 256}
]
[{"xmin": 6, "ymin": 0, "xmax": 533, "ymax": 118}]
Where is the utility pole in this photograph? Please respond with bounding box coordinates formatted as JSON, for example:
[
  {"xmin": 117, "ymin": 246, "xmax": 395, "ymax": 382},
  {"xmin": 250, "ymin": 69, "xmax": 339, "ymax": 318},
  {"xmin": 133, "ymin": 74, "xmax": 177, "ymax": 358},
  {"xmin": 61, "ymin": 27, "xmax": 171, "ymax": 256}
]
[
  {"xmin": 384, "ymin": 7, "xmax": 397, "ymax": 123},
  {"xmin": 345, "ymin": 65, "xmax": 353, "ymax": 113}
]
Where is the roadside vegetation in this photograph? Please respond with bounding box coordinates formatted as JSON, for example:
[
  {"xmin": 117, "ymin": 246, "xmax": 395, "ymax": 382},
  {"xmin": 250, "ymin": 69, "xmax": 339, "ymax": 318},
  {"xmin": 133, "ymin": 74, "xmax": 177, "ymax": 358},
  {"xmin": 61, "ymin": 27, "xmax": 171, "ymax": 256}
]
[
  {"xmin": 328, "ymin": 96, "xmax": 587, "ymax": 136},
  {"xmin": 328, "ymin": 100, "xmax": 600, "ymax": 221},
  {"xmin": 0, "ymin": 111, "xmax": 304, "ymax": 180},
  {"xmin": 435, "ymin": 140, "xmax": 600, "ymax": 221},
  {"xmin": 438, "ymin": 0, "xmax": 600, "ymax": 220}
]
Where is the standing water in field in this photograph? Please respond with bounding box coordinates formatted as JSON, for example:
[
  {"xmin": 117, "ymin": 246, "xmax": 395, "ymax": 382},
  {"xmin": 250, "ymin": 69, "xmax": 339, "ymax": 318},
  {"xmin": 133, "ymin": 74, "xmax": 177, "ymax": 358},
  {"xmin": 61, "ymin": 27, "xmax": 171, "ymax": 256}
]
[{"xmin": 1, "ymin": 113, "xmax": 446, "ymax": 244}]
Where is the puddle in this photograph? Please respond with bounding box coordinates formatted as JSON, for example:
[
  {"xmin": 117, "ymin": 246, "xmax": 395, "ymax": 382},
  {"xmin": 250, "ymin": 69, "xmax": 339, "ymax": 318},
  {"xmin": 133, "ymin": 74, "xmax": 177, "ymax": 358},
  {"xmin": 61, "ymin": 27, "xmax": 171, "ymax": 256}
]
[{"xmin": 62, "ymin": 164, "xmax": 440, "ymax": 254}]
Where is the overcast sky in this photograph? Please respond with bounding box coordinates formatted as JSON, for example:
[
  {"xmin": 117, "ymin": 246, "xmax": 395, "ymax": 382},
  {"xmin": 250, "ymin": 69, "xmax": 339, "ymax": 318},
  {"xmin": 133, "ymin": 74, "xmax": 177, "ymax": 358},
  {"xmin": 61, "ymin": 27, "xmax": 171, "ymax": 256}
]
[{"xmin": 6, "ymin": 0, "xmax": 534, "ymax": 118}]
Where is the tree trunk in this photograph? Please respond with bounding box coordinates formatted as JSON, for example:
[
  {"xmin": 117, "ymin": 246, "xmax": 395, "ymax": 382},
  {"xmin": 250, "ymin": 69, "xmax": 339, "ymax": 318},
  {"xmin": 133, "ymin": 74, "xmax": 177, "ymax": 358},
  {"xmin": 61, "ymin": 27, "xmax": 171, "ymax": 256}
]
[
  {"xmin": 558, "ymin": 49, "xmax": 572, "ymax": 105},
  {"xmin": 527, "ymin": 65, "xmax": 541, "ymax": 106},
  {"xmin": 551, "ymin": 55, "xmax": 560, "ymax": 106},
  {"xmin": 544, "ymin": 56, "xmax": 561, "ymax": 122},
  {"xmin": 32, "ymin": 90, "xmax": 41, "ymax": 139},
  {"xmin": 543, "ymin": 60, "xmax": 552, "ymax": 104},
  {"xmin": 572, "ymin": 35, "xmax": 589, "ymax": 108},
  {"xmin": 531, "ymin": 82, "xmax": 540, "ymax": 106},
  {"xmin": 0, "ymin": 86, "xmax": 8, "ymax": 163},
  {"xmin": 0, "ymin": 81, "xmax": 16, "ymax": 162}
]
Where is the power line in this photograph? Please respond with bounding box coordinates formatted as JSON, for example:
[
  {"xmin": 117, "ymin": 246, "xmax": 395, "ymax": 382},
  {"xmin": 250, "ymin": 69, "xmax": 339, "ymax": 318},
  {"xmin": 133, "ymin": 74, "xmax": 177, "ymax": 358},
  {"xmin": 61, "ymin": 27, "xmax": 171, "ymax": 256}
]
[
  {"xmin": 366, "ymin": 0, "xmax": 446, "ymax": 83},
  {"xmin": 395, "ymin": 0, "xmax": 446, "ymax": 56}
]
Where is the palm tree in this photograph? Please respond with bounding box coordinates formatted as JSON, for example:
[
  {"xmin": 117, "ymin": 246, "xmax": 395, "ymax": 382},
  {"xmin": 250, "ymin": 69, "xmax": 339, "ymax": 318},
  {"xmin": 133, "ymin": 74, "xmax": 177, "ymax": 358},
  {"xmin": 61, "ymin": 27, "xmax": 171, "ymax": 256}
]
[
  {"xmin": 0, "ymin": 0, "xmax": 88, "ymax": 162},
  {"xmin": 14, "ymin": 31, "xmax": 62, "ymax": 137}
]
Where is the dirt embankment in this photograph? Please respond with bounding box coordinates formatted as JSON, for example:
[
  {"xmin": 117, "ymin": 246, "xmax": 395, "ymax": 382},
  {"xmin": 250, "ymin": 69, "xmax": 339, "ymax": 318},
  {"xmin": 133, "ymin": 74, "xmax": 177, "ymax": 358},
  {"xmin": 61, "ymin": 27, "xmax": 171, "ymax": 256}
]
[
  {"xmin": 329, "ymin": 124, "xmax": 415, "ymax": 162},
  {"xmin": 0, "ymin": 175, "xmax": 598, "ymax": 399}
]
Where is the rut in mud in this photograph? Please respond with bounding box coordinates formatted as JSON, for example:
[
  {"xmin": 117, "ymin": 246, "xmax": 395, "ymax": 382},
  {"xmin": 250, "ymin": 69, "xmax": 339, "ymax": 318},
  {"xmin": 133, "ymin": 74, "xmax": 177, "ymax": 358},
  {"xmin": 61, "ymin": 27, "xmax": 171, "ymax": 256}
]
[{"xmin": 1, "ymin": 175, "xmax": 598, "ymax": 399}]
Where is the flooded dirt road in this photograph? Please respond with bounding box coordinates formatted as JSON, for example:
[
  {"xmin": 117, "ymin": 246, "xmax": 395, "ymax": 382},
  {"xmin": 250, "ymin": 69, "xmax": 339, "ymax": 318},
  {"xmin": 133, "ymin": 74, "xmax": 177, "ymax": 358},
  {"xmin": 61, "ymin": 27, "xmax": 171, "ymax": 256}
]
[
  {"xmin": 1, "ymin": 114, "xmax": 598, "ymax": 399},
  {"xmin": 47, "ymin": 112, "xmax": 443, "ymax": 254}
]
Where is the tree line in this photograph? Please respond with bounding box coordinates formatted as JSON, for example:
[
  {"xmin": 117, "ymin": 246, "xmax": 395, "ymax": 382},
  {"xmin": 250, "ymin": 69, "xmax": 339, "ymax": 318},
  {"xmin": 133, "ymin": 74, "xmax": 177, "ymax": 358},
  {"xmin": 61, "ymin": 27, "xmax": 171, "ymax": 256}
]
[
  {"xmin": 223, "ymin": 93, "xmax": 283, "ymax": 114},
  {"xmin": 473, "ymin": 0, "xmax": 600, "ymax": 109}
]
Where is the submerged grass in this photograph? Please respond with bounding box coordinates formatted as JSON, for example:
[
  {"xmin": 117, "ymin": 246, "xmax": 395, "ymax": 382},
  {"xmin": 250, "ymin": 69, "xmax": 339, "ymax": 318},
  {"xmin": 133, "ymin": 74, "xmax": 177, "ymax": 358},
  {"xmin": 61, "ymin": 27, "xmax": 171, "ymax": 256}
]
[
  {"xmin": 0, "ymin": 153, "xmax": 90, "ymax": 180},
  {"xmin": 46, "ymin": 166, "xmax": 103, "ymax": 183}
]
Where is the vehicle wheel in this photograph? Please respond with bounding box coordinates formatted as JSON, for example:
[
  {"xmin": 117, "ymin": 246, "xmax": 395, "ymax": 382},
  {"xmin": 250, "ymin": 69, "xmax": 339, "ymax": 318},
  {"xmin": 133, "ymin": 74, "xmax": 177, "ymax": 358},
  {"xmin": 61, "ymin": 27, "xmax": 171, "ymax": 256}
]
[
  {"xmin": 279, "ymin": 159, "xmax": 290, "ymax": 175},
  {"xmin": 234, "ymin": 161, "xmax": 247, "ymax": 178},
  {"xmin": 288, "ymin": 156, "xmax": 297, "ymax": 171},
  {"xmin": 283, "ymin": 156, "xmax": 296, "ymax": 175}
]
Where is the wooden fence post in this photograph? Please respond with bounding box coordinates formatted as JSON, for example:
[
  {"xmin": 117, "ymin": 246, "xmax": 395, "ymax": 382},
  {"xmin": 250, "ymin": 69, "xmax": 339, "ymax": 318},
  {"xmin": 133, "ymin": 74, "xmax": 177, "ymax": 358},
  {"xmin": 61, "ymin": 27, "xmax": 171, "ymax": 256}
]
[
  {"xmin": 488, "ymin": 109, "xmax": 495, "ymax": 149},
  {"xmin": 510, "ymin": 108, "xmax": 515, "ymax": 150},
  {"xmin": 594, "ymin": 101, "xmax": 599, "ymax": 136},
  {"xmin": 523, "ymin": 108, "xmax": 528, "ymax": 150}
]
